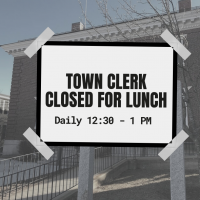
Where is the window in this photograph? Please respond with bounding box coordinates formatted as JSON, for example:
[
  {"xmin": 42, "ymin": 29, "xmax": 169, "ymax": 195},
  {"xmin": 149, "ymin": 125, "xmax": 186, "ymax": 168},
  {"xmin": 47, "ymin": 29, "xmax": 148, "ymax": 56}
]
[
  {"xmin": 1, "ymin": 125, "xmax": 6, "ymax": 140},
  {"xmin": 4, "ymin": 101, "xmax": 9, "ymax": 115},
  {"xmin": 0, "ymin": 100, "xmax": 3, "ymax": 114},
  {"xmin": 0, "ymin": 147, "xmax": 3, "ymax": 154},
  {"xmin": 3, "ymin": 110, "xmax": 8, "ymax": 115}
]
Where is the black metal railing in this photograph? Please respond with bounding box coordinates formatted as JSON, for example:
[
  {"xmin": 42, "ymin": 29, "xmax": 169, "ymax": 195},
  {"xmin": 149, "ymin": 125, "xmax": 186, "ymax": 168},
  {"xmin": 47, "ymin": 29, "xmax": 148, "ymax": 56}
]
[
  {"xmin": 0, "ymin": 146, "xmax": 79, "ymax": 200},
  {"xmin": 0, "ymin": 146, "xmax": 127, "ymax": 200},
  {"xmin": 125, "ymin": 142, "xmax": 196, "ymax": 157},
  {"xmin": 0, "ymin": 143, "xmax": 196, "ymax": 200},
  {"xmin": 184, "ymin": 142, "xmax": 196, "ymax": 156},
  {"xmin": 94, "ymin": 147, "xmax": 127, "ymax": 174}
]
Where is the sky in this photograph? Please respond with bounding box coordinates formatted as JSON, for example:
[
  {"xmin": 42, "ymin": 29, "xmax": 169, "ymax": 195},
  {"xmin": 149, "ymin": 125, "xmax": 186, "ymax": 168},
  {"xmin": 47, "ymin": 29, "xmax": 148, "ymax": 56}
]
[{"xmin": 0, "ymin": 0, "xmax": 199, "ymax": 96}]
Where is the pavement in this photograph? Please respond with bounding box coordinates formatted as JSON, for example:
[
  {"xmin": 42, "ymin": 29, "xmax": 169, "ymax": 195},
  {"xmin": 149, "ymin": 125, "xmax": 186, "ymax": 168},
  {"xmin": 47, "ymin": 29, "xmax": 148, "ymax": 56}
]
[
  {"xmin": 93, "ymin": 168, "xmax": 200, "ymax": 200},
  {"xmin": 93, "ymin": 168, "xmax": 171, "ymax": 200}
]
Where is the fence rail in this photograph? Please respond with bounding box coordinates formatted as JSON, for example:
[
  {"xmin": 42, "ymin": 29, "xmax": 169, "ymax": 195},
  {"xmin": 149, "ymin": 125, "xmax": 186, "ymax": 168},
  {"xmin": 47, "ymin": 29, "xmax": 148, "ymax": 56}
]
[
  {"xmin": 0, "ymin": 143, "xmax": 196, "ymax": 200},
  {"xmin": 0, "ymin": 146, "xmax": 79, "ymax": 200},
  {"xmin": 0, "ymin": 146, "xmax": 128, "ymax": 200}
]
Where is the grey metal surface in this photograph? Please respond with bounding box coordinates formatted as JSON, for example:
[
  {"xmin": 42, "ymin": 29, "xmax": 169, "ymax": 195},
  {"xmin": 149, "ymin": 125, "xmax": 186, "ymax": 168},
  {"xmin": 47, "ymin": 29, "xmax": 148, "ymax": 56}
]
[
  {"xmin": 170, "ymin": 80, "xmax": 186, "ymax": 200},
  {"xmin": 77, "ymin": 147, "xmax": 95, "ymax": 200}
]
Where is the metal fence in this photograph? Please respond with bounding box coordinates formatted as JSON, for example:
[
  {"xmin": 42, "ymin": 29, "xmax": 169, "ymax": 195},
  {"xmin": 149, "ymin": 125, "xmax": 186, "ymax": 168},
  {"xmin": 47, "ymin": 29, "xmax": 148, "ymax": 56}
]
[
  {"xmin": 0, "ymin": 143, "xmax": 196, "ymax": 200},
  {"xmin": 125, "ymin": 143, "xmax": 196, "ymax": 157},
  {"xmin": 184, "ymin": 142, "xmax": 196, "ymax": 156},
  {"xmin": 0, "ymin": 146, "xmax": 127, "ymax": 200},
  {"xmin": 94, "ymin": 147, "xmax": 127, "ymax": 174}
]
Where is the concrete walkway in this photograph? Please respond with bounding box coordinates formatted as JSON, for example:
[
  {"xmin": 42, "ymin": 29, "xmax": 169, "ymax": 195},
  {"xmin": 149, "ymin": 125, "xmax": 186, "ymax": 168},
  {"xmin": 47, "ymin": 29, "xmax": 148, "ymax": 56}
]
[
  {"xmin": 93, "ymin": 168, "xmax": 199, "ymax": 200},
  {"xmin": 93, "ymin": 169, "xmax": 171, "ymax": 200}
]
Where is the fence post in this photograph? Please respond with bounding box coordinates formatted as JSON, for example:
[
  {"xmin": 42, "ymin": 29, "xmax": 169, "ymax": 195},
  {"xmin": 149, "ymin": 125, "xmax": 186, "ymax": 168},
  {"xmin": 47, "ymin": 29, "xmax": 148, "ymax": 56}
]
[
  {"xmin": 111, "ymin": 147, "xmax": 113, "ymax": 169},
  {"xmin": 170, "ymin": 80, "xmax": 186, "ymax": 200},
  {"xmin": 77, "ymin": 147, "xmax": 94, "ymax": 200},
  {"xmin": 57, "ymin": 147, "xmax": 62, "ymax": 171}
]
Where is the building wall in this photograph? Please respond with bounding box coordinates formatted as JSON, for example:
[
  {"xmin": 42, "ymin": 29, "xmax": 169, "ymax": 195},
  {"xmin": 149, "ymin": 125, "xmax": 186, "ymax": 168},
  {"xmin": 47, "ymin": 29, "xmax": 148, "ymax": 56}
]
[
  {"xmin": 178, "ymin": 0, "xmax": 191, "ymax": 12},
  {"xmin": 5, "ymin": 55, "xmax": 37, "ymax": 141}
]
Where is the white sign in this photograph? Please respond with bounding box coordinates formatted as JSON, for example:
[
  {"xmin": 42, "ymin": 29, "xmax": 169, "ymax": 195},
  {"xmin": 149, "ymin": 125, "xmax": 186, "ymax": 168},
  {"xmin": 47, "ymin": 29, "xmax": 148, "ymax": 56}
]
[{"xmin": 37, "ymin": 42, "xmax": 177, "ymax": 147}]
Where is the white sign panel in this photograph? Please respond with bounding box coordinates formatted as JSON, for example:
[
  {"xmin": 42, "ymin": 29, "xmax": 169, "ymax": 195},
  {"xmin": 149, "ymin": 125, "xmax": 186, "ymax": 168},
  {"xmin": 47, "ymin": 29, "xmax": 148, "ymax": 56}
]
[{"xmin": 37, "ymin": 42, "xmax": 177, "ymax": 147}]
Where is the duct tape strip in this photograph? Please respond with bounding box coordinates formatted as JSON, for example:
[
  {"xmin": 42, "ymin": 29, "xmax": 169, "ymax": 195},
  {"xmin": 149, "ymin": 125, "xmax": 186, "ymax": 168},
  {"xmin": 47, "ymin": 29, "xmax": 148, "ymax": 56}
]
[
  {"xmin": 160, "ymin": 29, "xmax": 191, "ymax": 60},
  {"xmin": 23, "ymin": 29, "xmax": 54, "ymax": 159},
  {"xmin": 158, "ymin": 130, "xmax": 189, "ymax": 161},
  {"xmin": 24, "ymin": 27, "xmax": 54, "ymax": 58},
  {"xmin": 23, "ymin": 127, "xmax": 54, "ymax": 160}
]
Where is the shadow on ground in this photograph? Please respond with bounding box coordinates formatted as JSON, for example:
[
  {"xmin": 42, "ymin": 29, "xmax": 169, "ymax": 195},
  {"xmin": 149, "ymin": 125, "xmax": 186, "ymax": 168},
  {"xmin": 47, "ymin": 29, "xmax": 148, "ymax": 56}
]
[{"xmin": 93, "ymin": 169, "xmax": 199, "ymax": 200}]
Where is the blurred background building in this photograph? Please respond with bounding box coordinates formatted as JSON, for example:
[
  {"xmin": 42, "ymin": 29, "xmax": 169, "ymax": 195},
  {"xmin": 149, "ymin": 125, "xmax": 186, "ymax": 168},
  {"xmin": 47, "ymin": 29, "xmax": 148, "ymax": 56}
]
[{"xmin": 0, "ymin": 93, "xmax": 10, "ymax": 155}]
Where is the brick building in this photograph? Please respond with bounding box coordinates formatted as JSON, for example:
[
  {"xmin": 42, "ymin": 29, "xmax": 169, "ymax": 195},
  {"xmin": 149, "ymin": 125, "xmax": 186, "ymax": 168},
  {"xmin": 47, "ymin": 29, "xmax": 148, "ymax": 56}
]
[
  {"xmin": 179, "ymin": 0, "xmax": 192, "ymax": 12},
  {"xmin": 1, "ymin": 1, "xmax": 200, "ymax": 155},
  {"xmin": 0, "ymin": 93, "xmax": 10, "ymax": 154}
]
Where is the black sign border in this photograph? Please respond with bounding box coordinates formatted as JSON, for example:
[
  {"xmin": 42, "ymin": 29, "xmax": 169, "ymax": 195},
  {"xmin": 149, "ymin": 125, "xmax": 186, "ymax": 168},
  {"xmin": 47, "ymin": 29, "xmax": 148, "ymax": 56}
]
[{"xmin": 37, "ymin": 41, "xmax": 177, "ymax": 148}]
